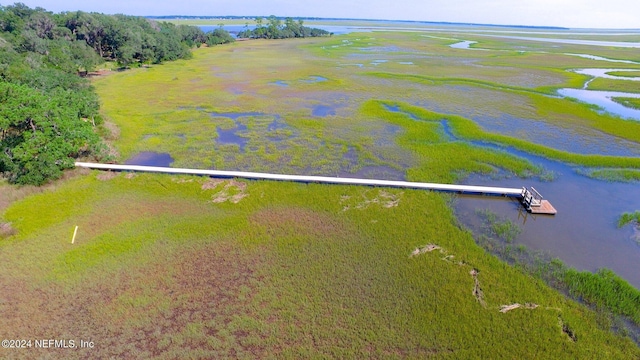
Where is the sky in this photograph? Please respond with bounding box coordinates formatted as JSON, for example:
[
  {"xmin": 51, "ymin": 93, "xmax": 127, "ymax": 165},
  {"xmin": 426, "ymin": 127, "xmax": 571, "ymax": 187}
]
[{"xmin": 5, "ymin": 0, "xmax": 640, "ymax": 29}]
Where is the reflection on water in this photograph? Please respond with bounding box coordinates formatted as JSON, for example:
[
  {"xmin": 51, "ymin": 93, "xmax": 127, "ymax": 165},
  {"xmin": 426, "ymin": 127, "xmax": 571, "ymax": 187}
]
[
  {"xmin": 125, "ymin": 152, "xmax": 174, "ymax": 167},
  {"xmin": 385, "ymin": 103, "xmax": 640, "ymax": 157},
  {"xmin": 450, "ymin": 40, "xmax": 478, "ymax": 49},
  {"xmin": 477, "ymin": 113, "xmax": 640, "ymax": 156},
  {"xmin": 558, "ymin": 88, "xmax": 640, "ymax": 121},
  {"xmin": 574, "ymin": 68, "xmax": 640, "ymax": 82},
  {"xmin": 475, "ymin": 34, "xmax": 640, "ymax": 48},
  {"xmin": 271, "ymin": 76, "xmax": 328, "ymax": 87},
  {"xmin": 338, "ymin": 146, "xmax": 406, "ymax": 180},
  {"xmin": 455, "ymin": 151, "xmax": 640, "ymax": 290},
  {"xmin": 302, "ymin": 76, "xmax": 328, "ymax": 83},
  {"xmin": 312, "ymin": 105, "xmax": 337, "ymax": 117},
  {"xmin": 565, "ymin": 53, "xmax": 640, "ymax": 65},
  {"xmin": 217, "ymin": 124, "xmax": 248, "ymax": 150},
  {"xmin": 384, "ymin": 104, "xmax": 419, "ymax": 119},
  {"xmin": 211, "ymin": 112, "xmax": 288, "ymax": 151}
]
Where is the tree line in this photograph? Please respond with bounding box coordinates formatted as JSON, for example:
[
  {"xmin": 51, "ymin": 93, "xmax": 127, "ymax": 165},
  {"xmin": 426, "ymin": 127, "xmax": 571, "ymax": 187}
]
[
  {"xmin": 238, "ymin": 16, "xmax": 332, "ymax": 39},
  {"xmin": 0, "ymin": 3, "xmax": 233, "ymax": 185}
]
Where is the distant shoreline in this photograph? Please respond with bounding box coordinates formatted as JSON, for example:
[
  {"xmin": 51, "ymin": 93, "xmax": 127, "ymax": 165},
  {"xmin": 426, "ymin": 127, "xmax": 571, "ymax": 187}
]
[{"xmin": 151, "ymin": 16, "xmax": 569, "ymax": 30}]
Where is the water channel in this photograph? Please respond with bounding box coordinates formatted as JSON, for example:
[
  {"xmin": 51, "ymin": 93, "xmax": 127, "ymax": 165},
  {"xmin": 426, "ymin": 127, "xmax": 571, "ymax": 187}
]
[
  {"xmin": 382, "ymin": 104, "xmax": 640, "ymax": 288},
  {"xmin": 448, "ymin": 36, "xmax": 640, "ymax": 121},
  {"xmin": 557, "ymin": 88, "xmax": 640, "ymax": 121},
  {"xmin": 455, "ymin": 152, "xmax": 640, "ymax": 289}
]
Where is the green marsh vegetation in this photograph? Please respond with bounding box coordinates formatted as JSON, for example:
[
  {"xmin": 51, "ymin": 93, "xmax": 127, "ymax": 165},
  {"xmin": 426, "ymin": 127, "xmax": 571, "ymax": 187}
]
[
  {"xmin": 588, "ymin": 78, "xmax": 640, "ymax": 93},
  {"xmin": 585, "ymin": 168, "xmax": 640, "ymax": 182},
  {"xmin": 473, "ymin": 209, "xmax": 640, "ymax": 342},
  {"xmin": 612, "ymin": 97, "xmax": 640, "ymax": 110},
  {"xmin": 3, "ymin": 23, "xmax": 640, "ymax": 358},
  {"xmin": 237, "ymin": 16, "xmax": 332, "ymax": 39},
  {"xmin": 606, "ymin": 70, "xmax": 640, "ymax": 77},
  {"xmin": 618, "ymin": 211, "xmax": 640, "ymax": 228}
]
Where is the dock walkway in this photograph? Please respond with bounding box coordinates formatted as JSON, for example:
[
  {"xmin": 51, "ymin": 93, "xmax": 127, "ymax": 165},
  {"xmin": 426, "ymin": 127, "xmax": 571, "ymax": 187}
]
[{"xmin": 75, "ymin": 162, "xmax": 555, "ymax": 213}]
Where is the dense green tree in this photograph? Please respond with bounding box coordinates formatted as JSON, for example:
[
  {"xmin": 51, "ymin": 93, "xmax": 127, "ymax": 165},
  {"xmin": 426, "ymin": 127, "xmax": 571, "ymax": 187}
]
[
  {"xmin": 0, "ymin": 3, "xmax": 220, "ymax": 184},
  {"xmin": 0, "ymin": 82, "xmax": 101, "ymax": 185},
  {"xmin": 238, "ymin": 15, "xmax": 331, "ymax": 39},
  {"xmin": 206, "ymin": 26, "xmax": 235, "ymax": 46},
  {"xmin": 266, "ymin": 15, "xmax": 282, "ymax": 39},
  {"xmin": 0, "ymin": 6, "xmax": 24, "ymax": 35},
  {"xmin": 26, "ymin": 11, "xmax": 55, "ymax": 39},
  {"xmin": 177, "ymin": 24, "xmax": 205, "ymax": 47}
]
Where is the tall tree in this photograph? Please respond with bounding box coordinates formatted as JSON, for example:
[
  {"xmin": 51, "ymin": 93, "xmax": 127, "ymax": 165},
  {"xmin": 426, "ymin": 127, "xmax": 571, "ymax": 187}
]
[{"xmin": 0, "ymin": 82, "xmax": 101, "ymax": 185}]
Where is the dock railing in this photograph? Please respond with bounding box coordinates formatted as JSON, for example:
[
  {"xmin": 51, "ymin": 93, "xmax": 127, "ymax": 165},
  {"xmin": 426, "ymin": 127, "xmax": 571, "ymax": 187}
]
[{"xmin": 521, "ymin": 186, "xmax": 543, "ymax": 209}]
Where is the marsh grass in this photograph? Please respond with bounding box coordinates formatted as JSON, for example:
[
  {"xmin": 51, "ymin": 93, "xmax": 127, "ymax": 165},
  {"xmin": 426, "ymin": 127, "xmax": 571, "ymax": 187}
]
[
  {"xmin": 472, "ymin": 209, "xmax": 640, "ymax": 344},
  {"xmin": 612, "ymin": 97, "xmax": 640, "ymax": 110},
  {"xmin": 588, "ymin": 78, "xmax": 640, "ymax": 93},
  {"xmin": 618, "ymin": 211, "xmax": 640, "ymax": 228},
  {"xmin": 3, "ymin": 30, "xmax": 640, "ymax": 358},
  {"xmin": 475, "ymin": 209, "xmax": 522, "ymax": 243},
  {"xmin": 364, "ymin": 100, "xmax": 640, "ymax": 173},
  {"xmin": 93, "ymin": 43, "xmax": 409, "ymax": 178},
  {"xmin": 565, "ymin": 269, "xmax": 640, "ymax": 325},
  {"xmin": 1, "ymin": 173, "xmax": 639, "ymax": 358},
  {"xmin": 0, "ymin": 222, "xmax": 15, "ymax": 238},
  {"xmin": 606, "ymin": 71, "xmax": 640, "ymax": 77},
  {"xmin": 586, "ymin": 168, "xmax": 640, "ymax": 182},
  {"xmin": 368, "ymin": 73, "xmax": 640, "ymax": 146}
]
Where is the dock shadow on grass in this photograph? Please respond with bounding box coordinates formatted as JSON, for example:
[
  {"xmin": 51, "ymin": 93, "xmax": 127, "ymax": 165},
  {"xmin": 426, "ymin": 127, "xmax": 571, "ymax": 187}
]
[{"xmin": 471, "ymin": 208, "xmax": 640, "ymax": 346}]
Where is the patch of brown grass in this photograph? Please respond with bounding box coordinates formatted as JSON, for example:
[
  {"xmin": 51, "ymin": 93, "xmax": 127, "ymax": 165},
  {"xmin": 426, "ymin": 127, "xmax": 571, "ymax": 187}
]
[
  {"xmin": 0, "ymin": 241, "xmax": 268, "ymax": 359},
  {"xmin": 96, "ymin": 171, "xmax": 119, "ymax": 181},
  {"xmin": 76, "ymin": 199, "xmax": 194, "ymax": 242},
  {"xmin": 102, "ymin": 119, "xmax": 120, "ymax": 140},
  {"xmin": 251, "ymin": 207, "xmax": 348, "ymax": 239},
  {"xmin": 340, "ymin": 189, "xmax": 402, "ymax": 211},
  {"xmin": 202, "ymin": 179, "xmax": 248, "ymax": 204},
  {"xmin": 200, "ymin": 179, "xmax": 225, "ymax": 190},
  {"xmin": 0, "ymin": 222, "xmax": 16, "ymax": 238},
  {"xmin": 0, "ymin": 169, "xmax": 89, "ymax": 213}
]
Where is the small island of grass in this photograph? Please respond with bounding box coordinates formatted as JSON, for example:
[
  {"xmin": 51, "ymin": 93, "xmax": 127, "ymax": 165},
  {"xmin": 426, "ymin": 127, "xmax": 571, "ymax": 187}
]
[
  {"xmin": 612, "ymin": 97, "xmax": 640, "ymax": 110},
  {"xmin": 618, "ymin": 211, "xmax": 640, "ymax": 228}
]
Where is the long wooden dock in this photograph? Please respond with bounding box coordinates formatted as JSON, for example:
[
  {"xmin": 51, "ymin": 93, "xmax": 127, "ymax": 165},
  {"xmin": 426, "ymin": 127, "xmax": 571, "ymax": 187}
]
[{"xmin": 74, "ymin": 162, "xmax": 556, "ymax": 213}]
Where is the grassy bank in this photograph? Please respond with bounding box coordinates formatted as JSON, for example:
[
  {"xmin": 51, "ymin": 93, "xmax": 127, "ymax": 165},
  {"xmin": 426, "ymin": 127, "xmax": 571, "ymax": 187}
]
[
  {"xmin": 606, "ymin": 70, "xmax": 640, "ymax": 78},
  {"xmin": 612, "ymin": 97, "xmax": 640, "ymax": 110},
  {"xmin": 618, "ymin": 211, "xmax": 640, "ymax": 228},
  {"xmin": 362, "ymin": 99, "xmax": 640, "ymax": 170},
  {"xmin": 472, "ymin": 210, "xmax": 640, "ymax": 342},
  {"xmin": 585, "ymin": 168, "xmax": 640, "ymax": 182},
  {"xmin": 588, "ymin": 78, "xmax": 640, "ymax": 93},
  {"xmin": 366, "ymin": 72, "xmax": 640, "ymax": 146}
]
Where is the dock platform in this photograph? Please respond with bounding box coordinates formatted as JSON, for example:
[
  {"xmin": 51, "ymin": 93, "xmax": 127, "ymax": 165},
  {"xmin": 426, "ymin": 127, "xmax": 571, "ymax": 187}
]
[
  {"xmin": 520, "ymin": 187, "xmax": 557, "ymax": 215},
  {"xmin": 529, "ymin": 200, "xmax": 557, "ymax": 215}
]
